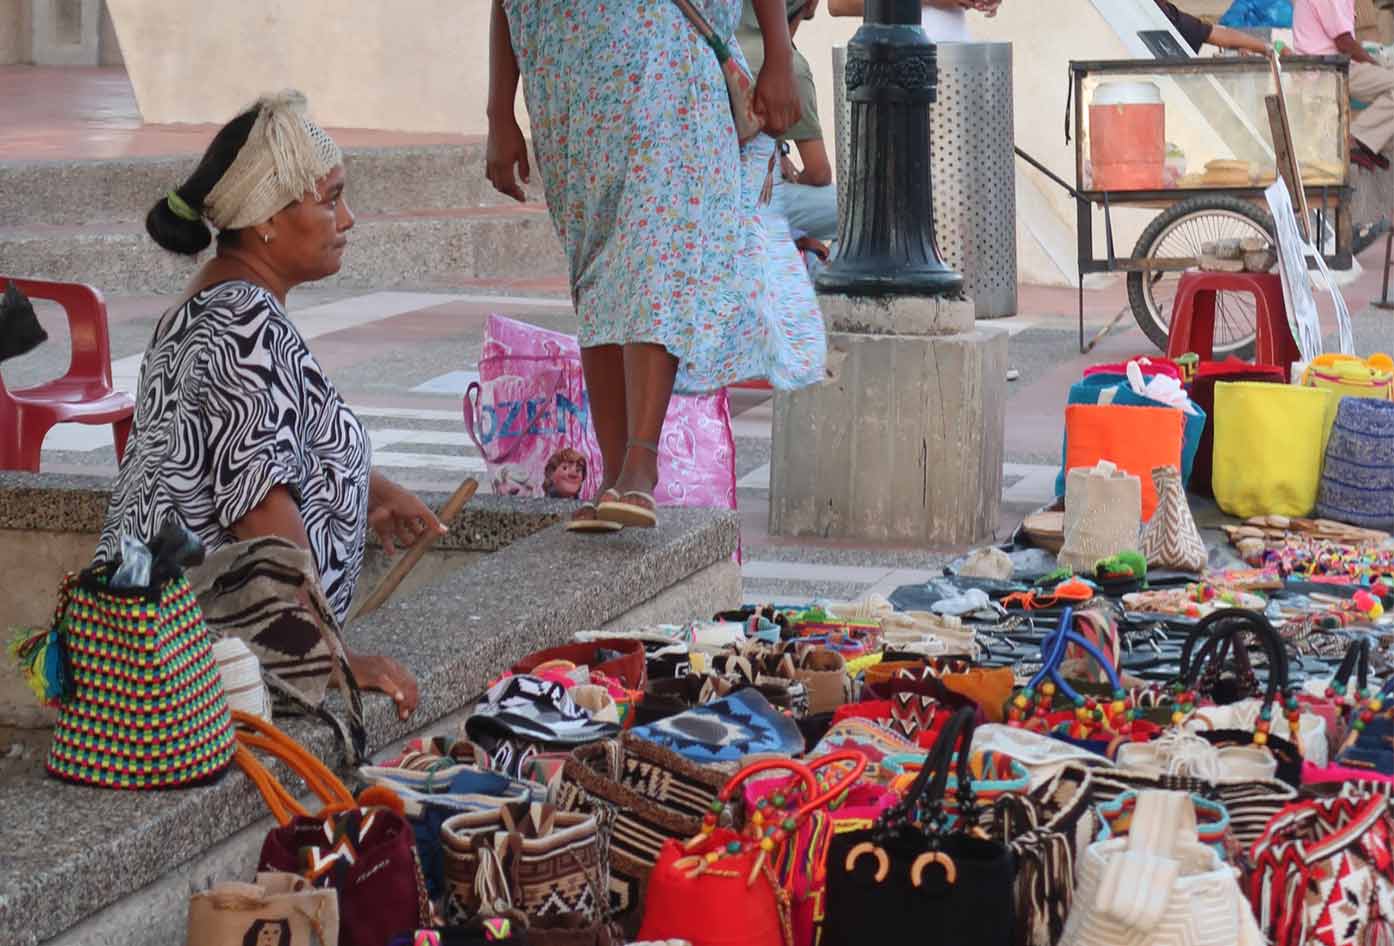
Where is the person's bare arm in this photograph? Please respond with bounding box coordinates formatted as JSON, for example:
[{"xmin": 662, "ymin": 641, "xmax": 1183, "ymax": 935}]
[
  {"xmin": 1206, "ymin": 24, "xmax": 1272, "ymax": 54},
  {"xmin": 752, "ymin": 0, "xmax": 801, "ymax": 134},
  {"xmin": 1334, "ymin": 31, "xmax": 1380, "ymax": 64},
  {"xmin": 485, "ymin": 0, "xmax": 531, "ymax": 202},
  {"xmin": 487, "ymin": 0, "xmax": 520, "ymax": 123},
  {"xmin": 231, "ymin": 485, "xmax": 311, "ymax": 547},
  {"xmin": 793, "ymin": 138, "xmax": 833, "ymax": 186},
  {"xmin": 827, "ymin": 0, "xmax": 863, "ymax": 17}
]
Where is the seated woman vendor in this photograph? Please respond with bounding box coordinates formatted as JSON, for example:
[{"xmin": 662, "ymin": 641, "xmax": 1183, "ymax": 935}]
[{"xmin": 94, "ymin": 91, "xmax": 441, "ymax": 721}]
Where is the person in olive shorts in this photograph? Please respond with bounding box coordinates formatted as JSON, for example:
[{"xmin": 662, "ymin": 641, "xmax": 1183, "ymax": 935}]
[{"xmin": 737, "ymin": 0, "xmax": 838, "ymax": 262}]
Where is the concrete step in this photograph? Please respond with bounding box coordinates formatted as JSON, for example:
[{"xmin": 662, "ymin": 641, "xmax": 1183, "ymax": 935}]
[
  {"xmin": 0, "ymin": 205, "xmax": 567, "ymax": 294},
  {"xmin": 0, "ymin": 143, "xmax": 544, "ymax": 227}
]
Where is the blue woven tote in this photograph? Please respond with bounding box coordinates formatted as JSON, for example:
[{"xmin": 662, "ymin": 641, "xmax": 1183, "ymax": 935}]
[{"xmin": 1315, "ymin": 397, "xmax": 1394, "ymax": 529}]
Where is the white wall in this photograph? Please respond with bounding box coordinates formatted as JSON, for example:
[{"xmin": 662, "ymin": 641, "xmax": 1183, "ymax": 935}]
[
  {"xmin": 107, "ymin": 0, "xmax": 514, "ymax": 133},
  {"xmin": 106, "ymin": 0, "xmax": 1217, "ymax": 287}
]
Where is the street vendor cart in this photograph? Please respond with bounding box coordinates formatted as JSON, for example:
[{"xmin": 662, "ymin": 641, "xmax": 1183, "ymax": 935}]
[{"xmin": 1022, "ymin": 55, "xmax": 1353, "ymax": 356}]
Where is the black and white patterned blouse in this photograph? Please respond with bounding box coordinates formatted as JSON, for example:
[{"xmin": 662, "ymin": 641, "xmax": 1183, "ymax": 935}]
[{"xmin": 96, "ymin": 280, "xmax": 371, "ymax": 623}]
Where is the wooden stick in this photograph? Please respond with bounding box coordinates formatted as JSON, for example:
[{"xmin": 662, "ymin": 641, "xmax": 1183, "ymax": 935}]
[
  {"xmin": 1082, "ymin": 304, "xmax": 1133, "ymax": 355},
  {"xmin": 349, "ymin": 477, "xmax": 479, "ymax": 622},
  {"xmin": 1267, "ymin": 50, "xmax": 1311, "ymax": 241}
]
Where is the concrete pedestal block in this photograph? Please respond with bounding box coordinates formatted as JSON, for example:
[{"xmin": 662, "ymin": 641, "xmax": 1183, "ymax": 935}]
[
  {"xmin": 820, "ymin": 293, "xmax": 974, "ymax": 336},
  {"xmin": 769, "ymin": 325, "xmax": 1008, "ymax": 545}
]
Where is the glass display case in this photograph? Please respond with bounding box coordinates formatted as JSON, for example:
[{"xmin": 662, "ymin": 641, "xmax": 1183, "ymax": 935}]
[
  {"xmin": 1015, "ymin": 56, "xmax": 1355, "ymax": 356},
  {"xmin": 1072, "ymin": 56, "xmax": 1350, "ymax": 196}
]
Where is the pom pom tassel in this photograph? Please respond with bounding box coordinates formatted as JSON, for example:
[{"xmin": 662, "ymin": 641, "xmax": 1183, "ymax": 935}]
[{"xmin": 8, "ymin": 622, "xmax": 70, "ymax": 706}]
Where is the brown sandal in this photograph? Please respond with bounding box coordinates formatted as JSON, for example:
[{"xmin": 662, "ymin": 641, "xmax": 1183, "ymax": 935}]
[
  {"xmin": 595, "ymin": 441, "xmax": 660, "ymax": 528},
  {"xmin": 565, "ymin": 496, "xmax": 623, "ymax": 534}
]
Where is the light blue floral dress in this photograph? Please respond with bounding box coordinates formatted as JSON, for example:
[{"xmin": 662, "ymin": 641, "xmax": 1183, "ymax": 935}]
[{"xmin": 503, "ymin": 0, "xmax": 826, "ymax": 394}]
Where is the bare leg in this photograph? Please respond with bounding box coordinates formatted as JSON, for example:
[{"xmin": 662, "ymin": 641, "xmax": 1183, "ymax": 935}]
[
  {"xmin": 614, "ymin": 342, "xmax": 679, "ymax": 497},
  {"xmin": 579, "ymin": 344, "xmax": 627, "ymax": 504}
]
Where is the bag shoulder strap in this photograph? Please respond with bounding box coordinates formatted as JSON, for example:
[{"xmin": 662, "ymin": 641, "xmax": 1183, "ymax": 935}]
[
  {"xmin": 1126, "ymin": 789, "xmax": 1199, "ymax": 856},
  {"xmin": 232, "ymin": 710, "xmax": 356, "ymax": 825}
]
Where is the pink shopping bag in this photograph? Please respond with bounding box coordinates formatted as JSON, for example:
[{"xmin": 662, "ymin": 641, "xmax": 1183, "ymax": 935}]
[{"xmin": 463, "ymin": 315, "xmax": 737, "ymax": 509}]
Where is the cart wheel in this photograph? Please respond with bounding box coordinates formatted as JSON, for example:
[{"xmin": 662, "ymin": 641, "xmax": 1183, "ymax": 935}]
[{"xmin": 1126, "ymin": 195, "xmax": 1275, "ymax": 360}]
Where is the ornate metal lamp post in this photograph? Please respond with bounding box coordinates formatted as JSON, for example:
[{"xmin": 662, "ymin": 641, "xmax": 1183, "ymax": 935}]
[{"xmin": 815, "ymin": 0, "xmax": 963, "ymax": 298}]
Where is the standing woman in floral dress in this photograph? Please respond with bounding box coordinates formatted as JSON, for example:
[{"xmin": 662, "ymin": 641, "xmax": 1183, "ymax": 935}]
[{"xmin": 486, "ymin": 0, "xmax": 827, "ymax": 532}]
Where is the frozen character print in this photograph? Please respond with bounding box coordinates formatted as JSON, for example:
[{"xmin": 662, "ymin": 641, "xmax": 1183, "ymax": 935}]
[
  {"xmin": 493, "ymin": 466, "xmax": 534, "ymax": 497},
  {"xmin": 543, "ymin": 447, "xmax": 588, "ymax": 499}
]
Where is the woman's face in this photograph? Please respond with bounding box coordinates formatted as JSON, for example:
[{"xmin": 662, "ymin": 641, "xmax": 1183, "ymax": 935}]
[
  {"xmin": 255, "ymin": 924, "xmax": 284, "ymax": 946},
  {"xmin": 553, "ymin": 459, "xmax": 584, "ymax": 497},
  {"xmin": 266, "ymin": 164, "xmax": 354, "ymax": 284}
]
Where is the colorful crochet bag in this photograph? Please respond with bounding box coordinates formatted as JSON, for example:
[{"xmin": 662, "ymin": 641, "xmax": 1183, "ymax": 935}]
[
  {"xmin": 27, "ymin": 563, "xmax": 236, "ymax": 789},
  {"xmin": 554, "ymin": 734, "xmax": 729, "ymax": 936},
  {"xmin": 637, "ymin": 752, "xmax": 868, "ymax": 946},
  {"xmin": 238, "ymin": 712, "xmax": 432, "ymax": 946},
  {"xmin": 1249, "ymin": 793, "xmax": 1394, "ymax": 946},
  {"xmin": 1301, "ymin": 352, "xmax": 1394, "ymax": 404}
]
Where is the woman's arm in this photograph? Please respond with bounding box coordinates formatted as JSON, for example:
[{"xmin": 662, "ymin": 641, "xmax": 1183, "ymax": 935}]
[
  {"xmin": 752, "ymin": 0, "xmax": 801, "ymax": 135},
  {"xmin": 231, "ymin": 485, "xmax": 311, "ymax": 547},
  {"xmin": 1207, "ymin": 24, "xmax": 1274, "ymax": 55},
  {"xmin": 368, "ymin": 471, "xmax": 446, "ymax": 557},
  {"xmin": 486, "ymin": 0, "xmax": 531, "ymax": 201},
  {"xmin": 487, "ymin": 0, "xmax": 520, "ymax": 125}
]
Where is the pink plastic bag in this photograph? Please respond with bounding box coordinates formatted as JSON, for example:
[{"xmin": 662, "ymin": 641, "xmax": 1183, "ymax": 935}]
[{"xmin": 463, "ymin": 315, "xmax": 737, "ymax": 509}]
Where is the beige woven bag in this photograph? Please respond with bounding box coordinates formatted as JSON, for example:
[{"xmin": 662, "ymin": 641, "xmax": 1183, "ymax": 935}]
[
  {"xmin": 187, "ymin": 873, "xmax": 338, "ymax": 946},
  {"xmin": 1059, "ymin": 460, "xmax": 1142, "ymax": 573}
]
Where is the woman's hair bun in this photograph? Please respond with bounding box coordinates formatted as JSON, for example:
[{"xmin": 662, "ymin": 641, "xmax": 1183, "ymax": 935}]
[
  {"xmin": 145, "ymin": 191, "xmax": 212, "ymax": 256},
  {"xmin": 144, "ymin": 105, "xmax": 260, "ymax": 257}
]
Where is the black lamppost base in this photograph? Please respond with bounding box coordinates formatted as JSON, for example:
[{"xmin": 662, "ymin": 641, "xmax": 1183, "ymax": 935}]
[
  {"xmin": 820, "ymin": 2, "xmax": 963, "ymax": 300},
  {"xmin": 815, "ymin": 264, "xmax": 964, "ymax": 299}
]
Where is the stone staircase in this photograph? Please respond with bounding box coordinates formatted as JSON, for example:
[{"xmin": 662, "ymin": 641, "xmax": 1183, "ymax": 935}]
[{"xmin": 0, "ymin": 143, "xmax": 567, "ymax": 293}]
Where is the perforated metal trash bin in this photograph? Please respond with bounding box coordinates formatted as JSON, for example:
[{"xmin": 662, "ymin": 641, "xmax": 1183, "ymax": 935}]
[{"xmin": 833, "ymin": 41, "xmax": 1018, "ymax": 319}]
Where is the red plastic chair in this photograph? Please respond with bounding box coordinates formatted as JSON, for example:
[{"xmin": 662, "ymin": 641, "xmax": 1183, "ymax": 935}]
[
  {"xmin": 1165, "ymin": 271, "xmax": 1301, "ymax": 380},
  {"xmin": 0, "ymin": 276, "xmax": 134, "ymax": 472}
]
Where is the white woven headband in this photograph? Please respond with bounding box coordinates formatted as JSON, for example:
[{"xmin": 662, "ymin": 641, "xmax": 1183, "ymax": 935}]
[{"xmin": 203, "ymin": 90, "xmax": 343, "ymax": 232}]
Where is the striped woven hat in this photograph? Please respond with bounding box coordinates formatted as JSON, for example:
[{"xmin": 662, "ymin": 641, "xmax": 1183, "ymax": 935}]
[{"xmin": 46, "ymin": 568, "xmax": 236, "ymax": 790}]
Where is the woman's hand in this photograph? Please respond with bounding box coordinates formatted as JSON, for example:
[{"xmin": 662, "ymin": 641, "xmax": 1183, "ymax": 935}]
[
  {"xmin": 486, "ymin": 117, "xmax": 531, "ymax": 203},
  {"xmin": 348, "ymin": 652, "xmax": 420, "ymax": 720},
  {"xmin": 754, "ymin": 57, "xmax": 802, "ymax": 138},
  {"xmin": 368, "ymin": 474, "xmax": 446, "ymax": 556}
]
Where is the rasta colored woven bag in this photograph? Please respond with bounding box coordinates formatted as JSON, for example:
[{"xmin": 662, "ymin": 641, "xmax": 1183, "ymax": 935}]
[{"xmin": 33, "ymin": 563, "xmax": 236, "ymax": 789}]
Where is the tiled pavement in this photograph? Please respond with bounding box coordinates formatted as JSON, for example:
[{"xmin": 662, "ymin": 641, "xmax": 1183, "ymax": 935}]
[{"xmin": 14, "ymin": 268, "xmax": 1388, "ymax": 605}]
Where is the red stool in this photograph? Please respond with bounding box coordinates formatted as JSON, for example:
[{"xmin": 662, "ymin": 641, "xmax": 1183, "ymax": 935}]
[{"xmin": 1166, "ymin": 271, "xmax": 1301, "ymax": 380}]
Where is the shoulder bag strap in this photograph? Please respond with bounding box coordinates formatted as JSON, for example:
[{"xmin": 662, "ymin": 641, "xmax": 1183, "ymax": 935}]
[{"xmin": 232, "ymin": 710, "xmax": 357, "ymax": 825}]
